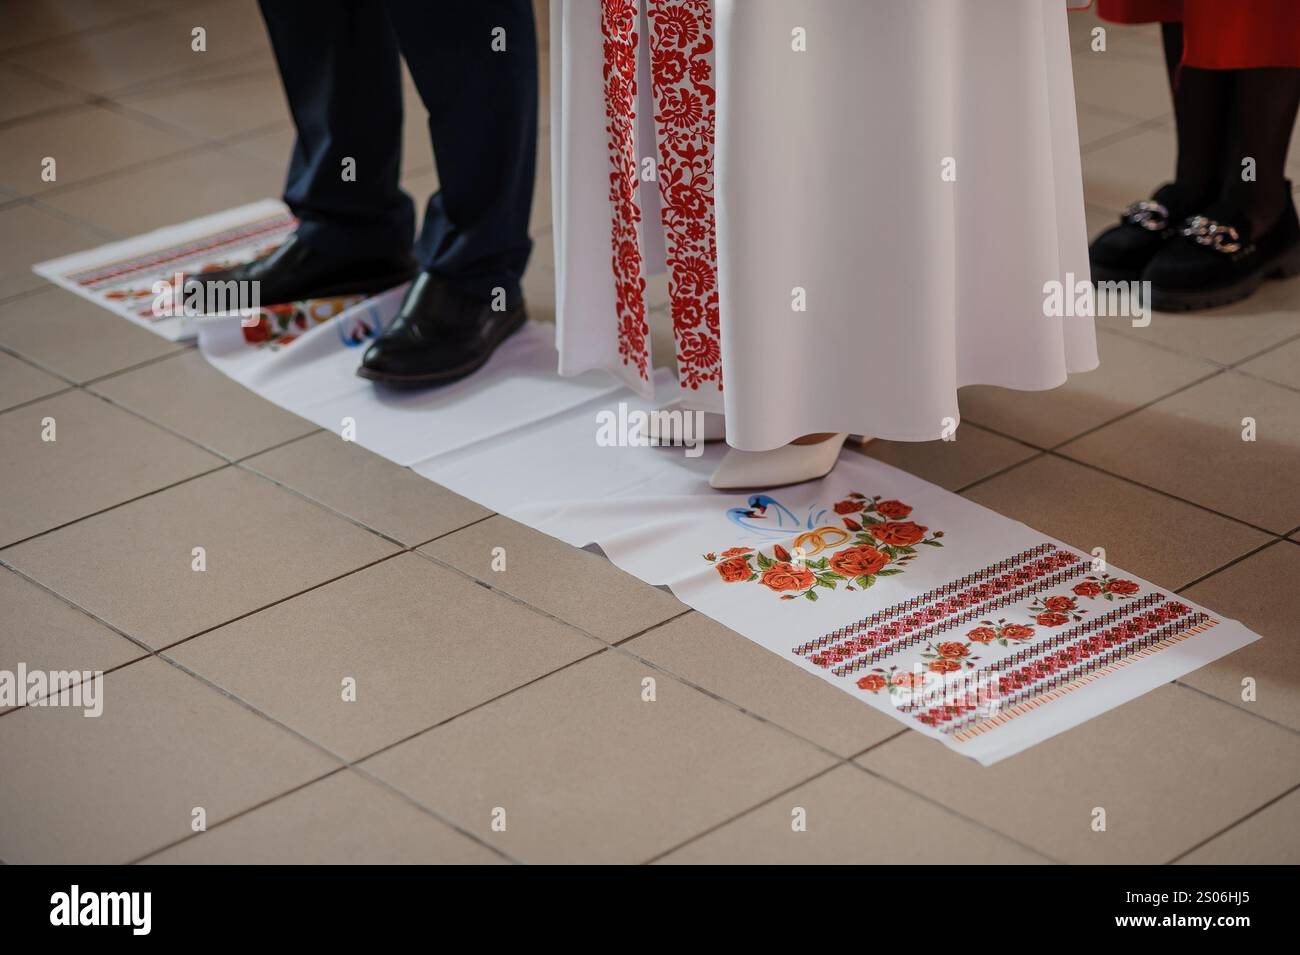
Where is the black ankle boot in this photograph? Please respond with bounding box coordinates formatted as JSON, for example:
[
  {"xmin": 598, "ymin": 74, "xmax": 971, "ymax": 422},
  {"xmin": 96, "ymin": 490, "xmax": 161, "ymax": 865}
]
[
  {"xmin": 1089, "ymin": 183, "xmax": 1200, "ymax": 283},
  {"xmin": 1144, "ymin": 187, "xmax": 1300, "ymax": 312}
]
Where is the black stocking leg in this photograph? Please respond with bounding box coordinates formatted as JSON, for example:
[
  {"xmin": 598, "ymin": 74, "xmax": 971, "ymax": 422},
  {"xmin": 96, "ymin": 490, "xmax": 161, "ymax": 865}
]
[
  {"xmin": 1159, "ymin": 20, "xmax": 1182, "ymax": 84},
  {"xmin": 1220, "ymin": 68, "xmax": 1300, "ymax": 237},
  {"xmin": 1162, "ymin": 23, "xmax": 1234, "ymax": 208}
]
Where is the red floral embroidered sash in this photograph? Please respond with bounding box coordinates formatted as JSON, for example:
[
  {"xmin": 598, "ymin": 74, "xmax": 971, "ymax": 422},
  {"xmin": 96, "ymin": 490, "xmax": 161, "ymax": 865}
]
[{"xmin": 600, "ymin": 0, "xmax": 722, "ymax": 397}]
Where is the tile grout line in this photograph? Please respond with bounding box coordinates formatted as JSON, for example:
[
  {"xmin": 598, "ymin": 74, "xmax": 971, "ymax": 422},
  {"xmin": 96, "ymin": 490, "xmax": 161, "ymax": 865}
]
[
  {"xmin": 0, "ymin": 10, "xmax": 166, "ymax": 64},
  {"xmin": 340, "ymin": 764, "xmax": 525, "ymax": 865},
  {"xmin": 848, "ymin": 759, "xmax": 1065, "ymax": 864},
  {"xmin": 0, "ymin": 561, "xmax": 159, "ymax": 658},
  {"xmin": 1222, "ymin": 328, "xmax": 1300, "ymax": 372},
  {"xmin": 0, "ymin": 385, "xmax": 76, "ymax": 416},
  {"xmin": 959, "ymin": 363, "xmax": 1226, "ymax": 463},
  {"xmin": 1168, "ymin": 681, "xmax": 1300, "ymax": 740},
  {"xmin": 0, "ymin": 99, "xmax": 100, "ymax": 134},
  {"xmin": 953, "ymin": 450, "xmax": 1049, "ymax": 496},
  {"xmin": 643, "ymin": 745, "xmax": 1062, "ymax": 866},
  {"xmin": 1078, "ymin": 114, "xmax": 1172, "ymax": 156},
  {"xmin": 18, "ymin": 138, "xmax": 220, "ymax": 209},
  {"xmin": 0, "ymin": 548, "xmax": 408, "ymax": 713},
  {"xmin": 0, "ymin": 462, "xmax": 231, "ymax": 555},
  {"xmin": 639, "ymin": 763, "xmax": 848, "ymax": 864},
  {"xmin": 1041, "ymin": 367, "xmax": 1226, "ymax": 450},
  {"xmin": 1164, "ymin": 781, "xmax": 1300, "ymax": 864},
  {"xmin": 1047, "ymin": 448, "xmax": 1289, "ymax": 539},
  {"xmin": 123, "ymin": 766, "xmax": 353, "ymax": 865},
  {"xmin": 0, "ymin": 347, "xmax": 179, "ymax": 397},
  {"xmin": 143, "ymin": 652, "xmax": 527, "ymax": 866},
  {"xmin": 76, "ymin": 345, "xmax": 199, "ymax": 390},
  {"xmin": 331, "ymin": 650, "xmax": 609, "ymax": 770},
  {"xmin": 148, "ymin": 550, "xmax": 409, "ymax": 656},
  {"xmin": 954, "ymin": 390, "xmax": 1291, "ymax": 542},
  {"xmin": 1173, "ymin": 538, "xmax": 1288, "ymax": 595}
]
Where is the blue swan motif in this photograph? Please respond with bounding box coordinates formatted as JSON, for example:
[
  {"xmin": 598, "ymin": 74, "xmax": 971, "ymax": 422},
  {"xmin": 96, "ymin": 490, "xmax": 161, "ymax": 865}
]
[{"xmin": 726, "ymin": 494, "xmax": 834, "ymax": 541}]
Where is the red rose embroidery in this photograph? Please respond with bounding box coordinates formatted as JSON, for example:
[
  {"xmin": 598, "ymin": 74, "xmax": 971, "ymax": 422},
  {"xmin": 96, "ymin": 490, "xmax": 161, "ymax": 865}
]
[
  {"xmin": 1001, "ymin": 624, "xmax": 1035, "ymax": 639},
  {"xmin": 967, "ymin": 627, "xmax": 999, "ymax": 644},
  {"xmin": 242, "ymin": 317, "xmax": 272, "ymax": 344},
  {"xmin": 715, "ymin": 557, "xmax": 750, "ymax": 583},
  {"xmin": 875, "ymin": 500, "xmax": 913, "ymax": 519},
  {"xmin": 856, "ymin": 674, "xmax": 887, "ymax": 692},
  {"xmin": 937, "ymin": 642, "xmax": 969, "ymax": 659},
  {"xmin": 1035, "ymin": 612, "xmax": 1070, "ymax": 627},
  {"xmin": 833, "ymin": 500, "xmax": 864, "ymax": 515},
  {"xmin": 869, "ymin": 522, "xmax": 928, "ymax": 547},
  {"xmin": 1043, "ymin": 596, "xmax": 1077, "ymax": 612},
  {"xmin": 829, "ymin": 545, "xmax": 889, "ymax": 578},
  {"xmin": 760, "ymin": 562, "xmax": 816, "ymax": 593},
  {"xmin": 928, "ymin": 658, "xmax": 962, "ymax": 674},
  {"xmin": 1073, "ymin": 581, "xmax": 1103, "ymax": 598},
  {"xmin": 1105, "ymin": 579, "xmax": 1140, "ymax": 595}
]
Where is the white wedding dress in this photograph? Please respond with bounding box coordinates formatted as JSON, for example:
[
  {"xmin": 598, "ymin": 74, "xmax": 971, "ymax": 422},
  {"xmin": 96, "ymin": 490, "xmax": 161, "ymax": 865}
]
[{"xmin": 551, "ymin": 0, "xmax": 1097, "ymax": 451}]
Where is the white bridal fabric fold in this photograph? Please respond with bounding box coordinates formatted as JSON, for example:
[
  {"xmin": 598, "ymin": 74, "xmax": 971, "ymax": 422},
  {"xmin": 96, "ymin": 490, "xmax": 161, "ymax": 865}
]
[
  {"xmin": 35, "ymin": 199, "xmax": 1258, "ymax": 764},
  {"xmin": 552, "ymin": 0, "xmax": 1098, "ymax": 449}
]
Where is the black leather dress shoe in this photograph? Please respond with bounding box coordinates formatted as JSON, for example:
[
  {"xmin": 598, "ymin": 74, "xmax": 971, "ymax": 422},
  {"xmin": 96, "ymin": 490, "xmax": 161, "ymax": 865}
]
[
  {"xmin": 1089, "ymin": 182, "xmax": 1197, "ymax": 283},
  {"xmin": 1144, "ymin": 190, "xmax": 1300, "ymax": 312},
  {"xmin": 183, "ymin": 234, "xmax": 417, "ymax": 311},
  {"xmin": 357, "ymin": 272, "xmax": 526, "ymax": 387}
]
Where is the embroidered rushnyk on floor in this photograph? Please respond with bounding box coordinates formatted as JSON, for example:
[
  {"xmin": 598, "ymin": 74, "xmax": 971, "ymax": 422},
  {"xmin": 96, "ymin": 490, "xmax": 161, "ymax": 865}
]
[{"xmin": 35, "ymin": 203, "xmax": 1261, "ymax": 765}]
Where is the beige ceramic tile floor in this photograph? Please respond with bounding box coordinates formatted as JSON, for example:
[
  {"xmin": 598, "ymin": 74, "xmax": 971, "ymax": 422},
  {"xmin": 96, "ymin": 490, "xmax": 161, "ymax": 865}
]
[{"xmin": 0, "ymin": 1, "xmax": 1297, "ymax": 865}]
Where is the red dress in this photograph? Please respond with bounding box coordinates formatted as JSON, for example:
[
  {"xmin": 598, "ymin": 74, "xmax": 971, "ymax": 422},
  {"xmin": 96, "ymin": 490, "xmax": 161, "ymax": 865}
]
[{"xmin": 1097, "ymin": 0, "xmax": 1300, "ymax": 69}]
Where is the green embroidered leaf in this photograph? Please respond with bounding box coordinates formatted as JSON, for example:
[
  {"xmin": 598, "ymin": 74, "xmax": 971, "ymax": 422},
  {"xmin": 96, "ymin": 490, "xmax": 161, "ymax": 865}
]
[
  {"xmin": 804, "ymin": 589, "xmax": 818, "ymax": 601},
  {"xmin": 877, "ymin": 568, "xmax": 904, "ymax": 577}
]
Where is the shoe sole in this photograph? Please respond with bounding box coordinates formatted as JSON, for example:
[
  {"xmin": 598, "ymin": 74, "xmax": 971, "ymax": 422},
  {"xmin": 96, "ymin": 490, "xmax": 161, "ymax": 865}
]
[
  {"xmin": 355, "ymin": 309, "xmax": 527, "ymax": 388},
  {"xmin": 1146, "ymin": 241, "xmax": 1300, "ymax": 312}
]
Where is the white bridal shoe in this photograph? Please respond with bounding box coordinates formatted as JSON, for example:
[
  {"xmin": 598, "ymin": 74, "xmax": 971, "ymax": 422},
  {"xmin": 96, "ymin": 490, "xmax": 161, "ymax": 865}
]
[{"xmin": 708, "ymin": 433, "xmax": 851, "ymax": 490}]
